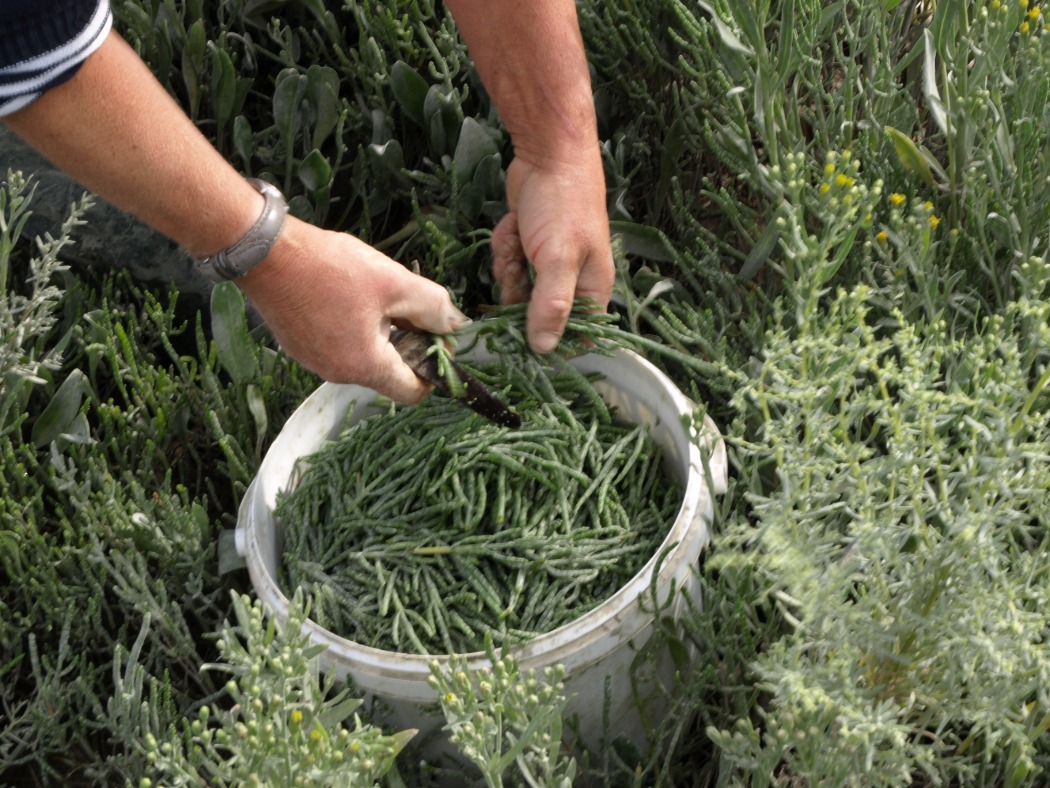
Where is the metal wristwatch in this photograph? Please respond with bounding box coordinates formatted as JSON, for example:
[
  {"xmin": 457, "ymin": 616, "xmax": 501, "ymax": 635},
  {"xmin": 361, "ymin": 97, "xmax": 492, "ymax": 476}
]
[{"xmin": 196, "ymin": 178, "xmax": 288, "ymax": 282}]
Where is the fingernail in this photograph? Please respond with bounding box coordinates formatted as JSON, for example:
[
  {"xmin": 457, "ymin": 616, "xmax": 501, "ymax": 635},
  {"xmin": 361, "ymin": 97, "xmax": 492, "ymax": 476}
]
[
  {"xmin": 532, "ymin": 330, "xmax": 560, "ymax": 354},
  {"xmin": 451, "ymin": 306, "xmax": 471, "ymax": 327}
]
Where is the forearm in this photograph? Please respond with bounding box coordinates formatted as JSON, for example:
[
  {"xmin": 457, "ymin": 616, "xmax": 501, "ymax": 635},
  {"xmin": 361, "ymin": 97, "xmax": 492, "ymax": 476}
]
[
  {"xmin": 2, "ymin": 25, "xmax": 468, "ymax": 401},
  {"xmin": 4, "ymin": 29, "xmax": 261, "ymax": 260},
  {"xmin": 444, "ymin": 0, "xmax": 597, "ymax": 166}
]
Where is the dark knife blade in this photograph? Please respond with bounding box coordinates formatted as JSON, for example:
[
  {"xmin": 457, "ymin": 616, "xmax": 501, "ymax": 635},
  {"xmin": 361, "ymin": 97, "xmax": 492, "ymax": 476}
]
[{"xmin": 391, "ymin": 329, "xmax": 521, "ymax": 429}]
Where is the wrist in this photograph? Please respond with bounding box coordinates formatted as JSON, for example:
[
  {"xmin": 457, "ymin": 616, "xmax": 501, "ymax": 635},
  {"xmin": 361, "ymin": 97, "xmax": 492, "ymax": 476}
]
[
  {"xmin": 195, "ymin": 179, "xmax": 288, "ymax": 282},
  {"xmin": 235, "ymin": 213, "xmax": 309, "ymax": 300},
  {"xmin": 508, "ymin": 112, "xmax": 599, "ymax": 171}
]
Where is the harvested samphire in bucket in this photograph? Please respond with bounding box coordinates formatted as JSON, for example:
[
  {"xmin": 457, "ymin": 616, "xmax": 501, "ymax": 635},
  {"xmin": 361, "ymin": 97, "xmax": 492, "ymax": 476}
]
[{"xmin": 275, "ymin": 305, "xmax": 683, "ymax": 655}]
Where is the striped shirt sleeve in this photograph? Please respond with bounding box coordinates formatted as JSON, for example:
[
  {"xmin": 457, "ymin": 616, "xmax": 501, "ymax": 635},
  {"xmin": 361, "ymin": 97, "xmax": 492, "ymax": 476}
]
[{"xmin": 0, "ymin": 0, "xmax": 112, "ymax": 117}]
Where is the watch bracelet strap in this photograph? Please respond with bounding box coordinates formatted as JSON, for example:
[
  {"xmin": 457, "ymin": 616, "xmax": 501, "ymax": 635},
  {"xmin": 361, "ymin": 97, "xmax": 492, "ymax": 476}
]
[{"xmin": 197, "ymin": 178, "xmax": 288, "ymax": 283}]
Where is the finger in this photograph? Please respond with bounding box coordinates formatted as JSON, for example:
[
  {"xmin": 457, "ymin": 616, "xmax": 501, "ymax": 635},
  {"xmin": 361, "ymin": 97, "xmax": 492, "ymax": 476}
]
[
  {"xmin": 491, "ymin": 213, "xmax": 531, "ymax": 304},
  {"xmin": 387, "ymin": 272, "xmax": 469, "ymax": 336},
  {"xmin": 572, "ymin": 251, "xmax": 616, "ymax": 312},
  {"xmin": 371, "ymin": 336, "xmax": 434, "ymax": 404},
  {"xmin": 526, "ymin": 258, "xmax": 578, "ymax": 354}
]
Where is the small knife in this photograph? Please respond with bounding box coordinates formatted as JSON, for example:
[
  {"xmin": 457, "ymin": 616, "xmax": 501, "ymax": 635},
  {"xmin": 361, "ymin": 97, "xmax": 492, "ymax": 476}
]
[{"xmin": 391, "ymin": 329, "xmax": 522, "ymax": 429}]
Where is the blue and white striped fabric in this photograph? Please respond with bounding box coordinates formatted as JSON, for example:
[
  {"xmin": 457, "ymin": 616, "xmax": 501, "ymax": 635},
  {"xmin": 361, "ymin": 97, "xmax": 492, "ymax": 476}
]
[{"xmin": 0, "ymin": 0, "xmax": 112, "ymax": 117}]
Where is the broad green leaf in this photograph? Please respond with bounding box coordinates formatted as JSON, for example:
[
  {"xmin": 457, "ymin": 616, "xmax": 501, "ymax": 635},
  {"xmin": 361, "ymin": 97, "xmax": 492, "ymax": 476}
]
[
  {"xmin": 723, "ymin": 0, "xmax": 765, "ymax": 55},
  {"xmin": 317, "ymin": 696, "xmax": 363, "ymax": 728},
  {"xmin": 181, "ymin": 20, "xmax": 207, "ymax": 120},
  {"xmin": 234, "ymin": 75, "xmax": 252, "ymax": 116},
  {"xmin": 302, "ymin": 643, "xmax": 327, "ymax": 660},
  {"xmin": 423, "ymin": 85, "xmax": 463, "ymax": 157},
  {"xmin": 496, "ymin": 703, "xmax": 560, "ymax": 772},
  {"xmin": 0, "ymin": 530, "xmax": 24, "ymax": 580},
  {"xmin": 304, "ymin": 65, "xmax": 340, "ymax": 150},
  {"xmin": 57, "ymin": 412, "xmax": 92, "ymax": 449},
  {"xmin": 48, "ymin": 324, "xmax": 75, "ymax": 363},
  {"xmin": 259, "ymin": 345, "xmax": 279, "ymax": 377},
  {"xmin": 183, "ymin": 20, "xmax": 206, "ymax": 68},
  {"xmin": 817, "ymin": 2, "xmax": 845, "ymax": 35},
  {"xmin": 0, "ymin": 374, "xmax": 32, "ymax": 436},
  {"xmin": 656, "ymin": 117, "xmax": 687, "ymax": 211},
  {"xmin": 985, "ymin": 211, "xmax": 1021, "ymax": 249},
  {"xmin": 919, "ymin": 142, "xmax": 949, "ymax": 185},
  {"xmin": 739, "ymin": 214, "xmax": 781, "ymax": 280},
  {"xmin": 820, "ymin": 222, "xmax": 863, "ymax": 287},
  {"xmin": 453, "ymin": 117, "xmax": 499, "ymax": 183},
  {"xmin": 696, "ymin": 0, "xmax": 754, "ymax": 58},
  {"xmin": 472, "ymin": 152, "xmax": 505, "ymax": 200},
  {"xmin": 209, "ymin": 45, "xmax": 237, "ymax": 129},
  {"xmin": 894, "ymin": 25, "xmax": 928, "ymax": 78},
  {"xmin": 232, "ymin": 114, "xmax": 254, "ymax": 169},
  {"xmin": 273, "ymin": 69, "xmax": 308, "ymax": 145},
  {"xmin": 210, "ymin": 282, "xmax": 258, "ymax": 385},
  {"xmin": 387, "ymin": 728, "xmax": 418, "ymax": 760},
  {"xmin": 301, "ymin": 0, "xmax": 335, "ymax": 33},
  {"xmin": 637, "ymin": 279, "xmax": 678, "ymax": 319},
  {"xmin": 217, "ymin": 529, "xmax": 246, "ymax": 574},
  {"xmin": 246, "ymin": 382, "xmax": 268, "ymax": 458},
  {"xmin": 885, "ymin": 126, "xmax": 935, "ymax": 187},
  {"xmin": 298, "ymin": 148, "xmax": 332, "ymax": 192},
  {"xmin": 457, "ymin": 182, "xmax": 484, "ymax": 222},
  {"xmin": 776, "ymin": 0, "xmax": 799, "ymax": 87},
  {"xmin": 32, "ymin": 369, "xmax": 92, "ymax": 448},
  {"xmin": 994, "ymin": 115, "xmax": 1015, "ymax": 170},
  {"xmin": 660, "ymin": 615, "xmax": 692, "ymax": 673},
  {"xmin": 609, "ymin": 734, "xmax": 645, "ymax": 772},
  {"xmin": 369, "ymin": 107, "xmax": 394, "ymax": 146},
  {"xmin": 753, "ymin": 63, "xmax": 768, "ymax": 140},
  {"xmin": 287, "ymin": 194, "xmax": 313, "ymax": 220},
  {"xmin": 391, "ymin": 60, "xmax": 429, "ymax": 127},
  {"xmin": 610, "ymin": 220, "xmax": 677, "ymax": 262},
  {"xmin": 367, "ymin": 139, "xmax": 405, "ymax": 176},
  {"xmin": 922, "ymin": 29, "xmax": 948, "ymax": 136},
  {"xmin": 713, "ymin": 122, "xmax": 752, "ymax": 166},
  {"xmin": 930, "ymin": 0, "xmax": 960, "ymax": 55}
]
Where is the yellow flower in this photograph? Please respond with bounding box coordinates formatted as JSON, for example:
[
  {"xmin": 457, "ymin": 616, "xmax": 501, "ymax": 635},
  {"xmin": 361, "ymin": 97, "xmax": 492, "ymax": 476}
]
[
  {"xmin": 835, "ymin": 173, "xmax": 855, "ymax": 187},
  {"xmin": 876, "ymin": 230, "xmax": 888, "ymax": 243},
  {"xmin": 824, "ymin": 163, "xmax": 836, "ymax": 174},
  {"xmin": 820, "ymin": 183, "xmax": 831, "ymax": 194},
  {"xmin": 923, "ymin": 200, "xmax": 934, "ymax": 211},
  {"xmin": 889, "ymin": 193, "xmax": 906, "ymax": 206},
  {"xmin": 1020, "ymin": 0, "xmax": 1029, "ymax": 9},
  {"xmin": 992, "ymin": 0, "xmax": 1001, "ymax": 7},
  {"xmin": 1020, "ymin": 20, "xmax": 1030, "ymax": 31},
  {"xmin": 1029, "ymin": 6, "xmax": 1041, "ymax": 18},
  {"xmin": 289, "ymin": 710, "xmax": 303, "ymax": 726},
  {"xmin": 929, "ymin": 215, "xmax": 941, "ymax": 229}
]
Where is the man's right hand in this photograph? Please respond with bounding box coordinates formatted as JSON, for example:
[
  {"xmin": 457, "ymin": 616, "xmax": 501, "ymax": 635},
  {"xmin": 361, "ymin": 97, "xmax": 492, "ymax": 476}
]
[{"xmin": 238, "ymin": 216, "xmax": 469, "ymax": 404}]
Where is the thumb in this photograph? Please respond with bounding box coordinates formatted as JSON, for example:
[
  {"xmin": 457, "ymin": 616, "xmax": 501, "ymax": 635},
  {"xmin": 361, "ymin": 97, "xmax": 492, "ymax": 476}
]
[
  {"xmin": 371, "ymin": 335, "xmax": 434, "ymax": 405},
  {"xmin": 388, "ymin": 271, "xmax": 469, "ymax": 335}
]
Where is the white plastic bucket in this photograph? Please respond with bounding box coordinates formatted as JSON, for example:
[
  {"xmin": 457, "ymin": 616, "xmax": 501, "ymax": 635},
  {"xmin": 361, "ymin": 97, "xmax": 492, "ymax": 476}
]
[{"xmin": 236, "ymin": 347, "xmax": 726, "ymax": 759}]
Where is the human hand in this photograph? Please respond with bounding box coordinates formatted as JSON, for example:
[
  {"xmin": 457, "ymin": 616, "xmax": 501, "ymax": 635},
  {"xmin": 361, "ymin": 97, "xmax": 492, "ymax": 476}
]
[
  {"xmin": 491, "ymin": 152, "xmax": 614, "ymax": 354},
  {"xmin": 237, "ymin": 217, "xmax": 468, "ymax": 403}
]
